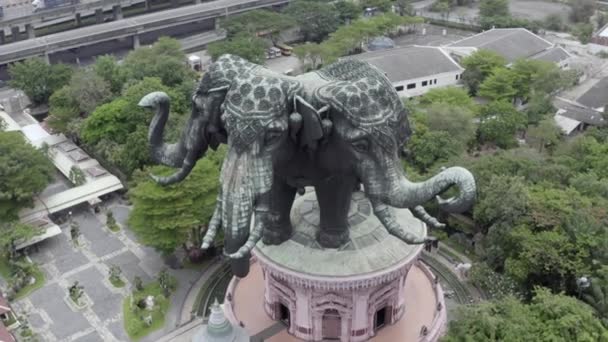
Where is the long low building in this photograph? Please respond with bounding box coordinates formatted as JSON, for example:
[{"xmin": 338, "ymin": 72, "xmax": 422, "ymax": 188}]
[
  {"xmin": 1, "ymin": 108, "xmax": 124, "ymax": 249},
  {"xmin": 350, "ymin": 45, "xmax": 464, "ymax": 98}
]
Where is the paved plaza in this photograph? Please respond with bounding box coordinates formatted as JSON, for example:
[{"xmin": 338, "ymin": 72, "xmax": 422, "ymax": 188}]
[{"xmin": 11, "ymin": 199, "xmax": 205, "ymax": 342}]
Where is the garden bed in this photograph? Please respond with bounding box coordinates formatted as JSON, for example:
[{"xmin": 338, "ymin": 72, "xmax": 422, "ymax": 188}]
[{"xmin": 123, "ymin": 279, "xmax": 175, "ymax": 340}]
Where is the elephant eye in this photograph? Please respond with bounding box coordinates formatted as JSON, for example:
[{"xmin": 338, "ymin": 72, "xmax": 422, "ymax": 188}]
[
  {"xmin": 352, "ymin": 139, "xmax": 370, "ymax": 153},
  {"xmin": 264, "ymin": 130, "xmax": 283, "ymax": 146}
]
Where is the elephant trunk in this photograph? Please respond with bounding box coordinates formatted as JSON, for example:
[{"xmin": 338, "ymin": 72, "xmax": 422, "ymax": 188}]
[
  {"xmin": 140, "ymin": 92, "xmax": 209, "ymax": 186},
  {"xmin": 383, "ymin": 166, "xmax": 476, "ymax": 213}
]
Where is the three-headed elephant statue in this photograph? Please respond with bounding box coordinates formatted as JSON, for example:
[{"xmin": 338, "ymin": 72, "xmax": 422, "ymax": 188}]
[{"xmin": 139, "ymin": 54, "xmax": 476, "ymax": 277}]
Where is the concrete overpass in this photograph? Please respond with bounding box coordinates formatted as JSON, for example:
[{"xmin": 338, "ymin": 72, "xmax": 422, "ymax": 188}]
[
  {"xmin": 0, "ymin": 0, "xmax": 197, "ymax": 44},
  {"xmin": 0, "ymin": 0, "xmax": 289, "ymax": 65}
]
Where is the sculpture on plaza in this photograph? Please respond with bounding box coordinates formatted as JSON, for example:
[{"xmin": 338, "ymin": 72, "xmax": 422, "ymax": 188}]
[{"xmin": 140, "ymin": 54, "xmax": 476, "ymax": 277}]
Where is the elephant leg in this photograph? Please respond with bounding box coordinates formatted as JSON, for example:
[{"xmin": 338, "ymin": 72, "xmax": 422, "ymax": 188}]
[
  {"xmin": 316, "ymin": 177, "xmax": 356, "ymax": 248},
  {"xmin": 262, "ymin": 179, "xmax": 297, "ymax": 245}
]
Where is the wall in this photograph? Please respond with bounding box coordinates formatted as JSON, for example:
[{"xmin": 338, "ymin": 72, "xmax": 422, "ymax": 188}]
[{"xmin": 393, "ymin": 70, "xmax": 463, "ymax": 98}]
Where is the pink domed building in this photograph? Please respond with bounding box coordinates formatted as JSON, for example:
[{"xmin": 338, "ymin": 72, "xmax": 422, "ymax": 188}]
[{"xmin": 222, "ymin": 191, "xmax": 447, "ymax": 342}]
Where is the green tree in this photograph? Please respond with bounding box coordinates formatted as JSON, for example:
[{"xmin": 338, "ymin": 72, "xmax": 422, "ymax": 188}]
[
  {"xmin": 81, "ymin": 77, "xmax": 188, "ymax": 177},
  {"xmin": 285, "ymin": 0, "xmax": 340, "ymax": 42},
  {"xmin": 0, "ymin": 222, "xmax": 41, "ymax": 260},
  {"xmin": 220, "ymin": 10, "xmax": 294, "ymax": 44},
  {"xmin": 207, "ymin": 33, "xmax": 267, "ymax": 64},
  {"xmin": 361, "ymin": 0, "xmax": 392, "ymax": 12},
  {"xmin": 418, "ymin": 86, "xmax": 477, "ymax": 113},
  {"xmin": 408, "ymin": 126, "xmax": 458, "ymax": 172},
  {"xmin": 67, "ymin": 71, "xmax": 113, "ymax": 115},
  {"xmin": 526, "ymin": 118, "xmax": 561, "ymax": 153},
  {"xmin": 525, "ymin": 93, "xmax": 554, "ymax": 124},
  {"xmin": 424, "ymin": 104, "xmax": 475, "ymax": 151},
  {"xmin": 394, "ymin": 0, "xmax": 414, "ymax": 16},
  {"xmin": 505, "ymin": 226, "xmax": 589, "ymax": 293},
  {"xmin": 478, "ymin": 67, "xmax": 518, "ymax": 102},
  {"xmin": 570, "ymin": 0, "xmax": 596, "ymax": 23},
  {"xmin": 334, "ymin": 0, "xmax": 361, "ymax": 23},
  {"xmin": 460, "ymin": 49, "xmax": 506, "ymax": 95},
  {"xmin": 47, "ymin": 86, "xmax": 81, "ymax": 135},
  {"xmin": 581, "ymin": 266, "xmax": 608, "ymax": 325},
  {"xmin": 0, "ymin": 132, "xmax": 54, "ymax": 221},
  {"xmin": 444, "ymin": 288, "xmax": 608, "ymax": 341},
  {"xmin": 8, "ymin": 58, "xmax": 73, "ymax": 105},
  {"xmin": 294, "ymin": 42, "xmax": 335, "ymax": 70},
  {"xmin": 544, "ymin": 13, "xmax": 565, "ymax": 31},
  {"xmin": 128, "ymin": 150, "xmax": 224, "ymax": 255},
  {"xmin": 477, "ymin": 101, "xmax": 527, "ymax": 148},
  {"xmin": 572, "ymin": 23, "xmax": 594, "ymax": 44},
  {"xmin": 479, "ymin": 0, "xmax": 509, "ymax": 18},
  {"xmin": 93, "ymin": 55, "xmax": 127, "ymax": 94},
  {"xmin": 123, "ymin": 37, "xmax": 195, "ymax": 87}
]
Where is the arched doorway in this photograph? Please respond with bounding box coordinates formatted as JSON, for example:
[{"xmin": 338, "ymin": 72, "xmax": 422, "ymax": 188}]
[
  {"xmin": 322, "ymin": 309, "xmax": 341, "ymax": 340},
  {"xmin": 278, "ymin": 302, "xmax": 290, "ymax": 325}
]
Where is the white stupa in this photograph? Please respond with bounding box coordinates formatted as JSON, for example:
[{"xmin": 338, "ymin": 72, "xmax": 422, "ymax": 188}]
[{"xmin": 192, "ymin": 299, "xmax": 249, "ymax": 342}]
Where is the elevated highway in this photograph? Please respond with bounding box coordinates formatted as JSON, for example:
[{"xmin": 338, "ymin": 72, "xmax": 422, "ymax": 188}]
[{"xmin": 0, "ymin": 0, "xmax": 289, "ymax": 65}]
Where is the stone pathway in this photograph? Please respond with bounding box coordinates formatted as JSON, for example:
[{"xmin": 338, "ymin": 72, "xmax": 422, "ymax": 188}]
[{"xmin": 11, "ymin": 199, "xmax": 204, "ymax": 342}]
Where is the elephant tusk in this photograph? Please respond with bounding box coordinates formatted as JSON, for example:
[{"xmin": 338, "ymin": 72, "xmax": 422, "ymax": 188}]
[
  {"xmin": 223, "ymin": 211, "xmax": 264, "ymax": 259},
  {"xmin": 201, "ymin": 198, "xmax": 222, "ymax": 250},
  {"xmin": 372, "ymin": 200, "xmax": 426, "ymax": 245},
  {"xmin": 412, "ymin": 205, "xmax": 446, "ymax": 229}
]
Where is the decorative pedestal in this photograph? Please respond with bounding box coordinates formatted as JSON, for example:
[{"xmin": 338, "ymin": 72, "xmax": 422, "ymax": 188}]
[{"xmin": 224, "ymin": 191, "xmax": 447, "ymax": 342}]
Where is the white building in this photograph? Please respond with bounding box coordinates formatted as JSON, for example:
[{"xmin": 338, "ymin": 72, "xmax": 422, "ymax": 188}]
[
  {"xmin": 349, "ymin": 45, "xmax": 464, "ymax": 98},
  {"xmin": 444, "ymin": 28, "xmax": 572, "ymax": 69}
]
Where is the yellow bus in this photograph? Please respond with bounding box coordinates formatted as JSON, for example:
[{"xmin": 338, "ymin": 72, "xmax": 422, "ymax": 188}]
[{"xmin": 276, "ymin": 43, "xmax": 293, "ymax": 56}]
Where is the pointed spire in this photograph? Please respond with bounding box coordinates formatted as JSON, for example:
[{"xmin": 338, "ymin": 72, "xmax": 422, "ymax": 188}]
[{"xmin": 207, "ymin": 298, "xmax": 233, "ymax": 337}]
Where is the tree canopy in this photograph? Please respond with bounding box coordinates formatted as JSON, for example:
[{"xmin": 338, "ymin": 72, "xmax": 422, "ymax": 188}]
[
  {"xmin": 207, "ymin": 33, "xmax": 267, "ymax": 64},
  {"xmin": 460, "ymin": 49, "xmax": 506, "ymax": 95},
  {"xmin": 0, "ymin": 132, "xmax": 54, "ymax": 221},
  {"xmin": 444, "ymin": 288, "xmax": 608, "ymax": 341},
  {"xmin": 220, "ymin": 9, "xmax": 294, "ymax": 43},
  {"xmin": 285, "ymin": 0, "xmax": 340, "ymax": 43},
  {"xmin": 128, "ymin": 149, "xmax": 224, "ymax": 254},
  {"xmin": 8, "ymin": 58, "xmax": 73, "ymax": 105}
]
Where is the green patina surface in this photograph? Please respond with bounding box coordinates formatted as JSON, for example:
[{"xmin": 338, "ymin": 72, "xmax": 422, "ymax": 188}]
[{"xmin": 255, "ymin": 191, "xmax": 426, "ymax": 277}]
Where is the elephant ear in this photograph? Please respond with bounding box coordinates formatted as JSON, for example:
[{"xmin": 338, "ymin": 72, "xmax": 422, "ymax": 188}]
[{"xmin": 290, "ymin": 95, "xmax": 328, "ymax": 151}]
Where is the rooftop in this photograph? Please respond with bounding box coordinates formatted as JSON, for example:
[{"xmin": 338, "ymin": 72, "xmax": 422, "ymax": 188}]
[
  {"xmin": 447, "ymin": 28, "xmax": 555, "ymax": 63},
  {"xmin": 576, "ymin": 77, "xmax": 608, "ymax": 111},
  {"xmin": 553, "ymin": 97, "xmax": 605, "ymax": 126},
  {"xmin": 530, "ymin": 46, "xmax": 571, "ymax": 63},
  {"xmin": 349, "ymin": 46, "xmax": 462, "ymax": 82}
]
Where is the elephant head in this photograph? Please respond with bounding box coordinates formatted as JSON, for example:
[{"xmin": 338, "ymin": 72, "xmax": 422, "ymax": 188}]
[{"xmin": 311, "ymin": 60, "xmax": 476, "ymax": 241}]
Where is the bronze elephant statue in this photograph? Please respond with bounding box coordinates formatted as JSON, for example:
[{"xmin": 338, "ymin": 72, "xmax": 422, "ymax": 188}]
[{"xmin": 139, "ymin": 54, "xmax": 476, "ymax": 277}]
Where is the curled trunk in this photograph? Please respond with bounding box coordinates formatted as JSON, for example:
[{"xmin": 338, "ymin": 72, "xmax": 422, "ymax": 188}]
[{"xmin": 382, "ymin": 166, "xmax": 476, "ymax": 213}]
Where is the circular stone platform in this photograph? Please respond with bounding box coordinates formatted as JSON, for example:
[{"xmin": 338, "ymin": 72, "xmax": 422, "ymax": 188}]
[
  {"xmin": 224, "ymin": 191, "xmax": 447, "ymax": 342},
  {"xmin": 256, "ymin": 191, "xmax": 426, "ymax": 277}
]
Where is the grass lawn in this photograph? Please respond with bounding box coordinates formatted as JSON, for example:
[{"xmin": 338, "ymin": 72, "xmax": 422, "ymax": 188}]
[
  {"xmin": 0, "ymin": 256, "xmax": 46, "ymax": 299},
  {"xmin": 0, "ymin": 257, "xmax": 11, "ymax": 279},
  {"xmin": 123, "ymin": 280, "xmax": 173, "ymax": 340},
  {"xmin": 110, "ymin": 276, "xmax": 126, "ymax": 288},
  {"xmin": 14, "ymin": 264, "xmax": 46, "ymax": 300},
  {"xmin": 108, "ymin": 223, "xmax": 121, "ymax": 232}
]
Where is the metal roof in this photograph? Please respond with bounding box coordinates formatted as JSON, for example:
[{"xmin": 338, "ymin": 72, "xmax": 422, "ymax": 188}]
[
  {"xmin": 553, "ymin": 97, "xmax": 605, "ymax": 126},
  {"xmin": 349, "ymin": 46, "xmax": 462, "ymax": 82},
  {"xmin": 576, "ymin": 77, "xmax": 608, "ymax": 111},
  {"xmin": 530, "ymin": 46, "xmax": 571, "ymax": 63},
  {"xmin": 448, "ymin": 28, "xmax": 554, "ymax": 63}
]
